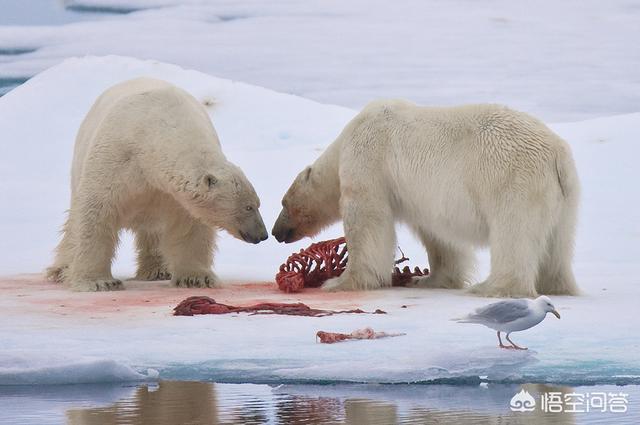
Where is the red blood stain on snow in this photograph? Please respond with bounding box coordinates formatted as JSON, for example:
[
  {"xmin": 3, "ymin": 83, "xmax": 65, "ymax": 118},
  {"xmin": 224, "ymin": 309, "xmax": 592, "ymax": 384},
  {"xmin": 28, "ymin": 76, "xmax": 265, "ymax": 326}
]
[{"xmin": 0, "ymin": 274, "xmax": 373, "ymax": 318}]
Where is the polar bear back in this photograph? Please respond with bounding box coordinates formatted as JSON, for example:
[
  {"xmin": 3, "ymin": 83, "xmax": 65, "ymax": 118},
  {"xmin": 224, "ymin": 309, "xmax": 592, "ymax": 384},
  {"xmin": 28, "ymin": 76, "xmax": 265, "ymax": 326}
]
[
  {"xmin": 70, "ymin": 77, "xmax": 220, "ymax": 194},
  {"xmin": 347, "ymin": 100, "xmax": 566, "ymax": 173},
  {"xmin": 336, "ymin": 101, "xmax": 577, "ymax": 245}
]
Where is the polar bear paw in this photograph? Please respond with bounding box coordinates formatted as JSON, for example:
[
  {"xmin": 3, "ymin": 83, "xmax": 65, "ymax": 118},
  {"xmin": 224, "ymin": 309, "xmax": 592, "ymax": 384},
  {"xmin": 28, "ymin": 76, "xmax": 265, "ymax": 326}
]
[
  {"xmin": 321, "ymin": 275, "xmax": 355, "ymax": 292},
  {"xmin": 46, "ymin": 265, "xmax": 68, "ymax": 283},
  {"xmin": 71, "ymin": 278, "xmax": 124, "ymax": 292},
  {"xmin": 468, "ymin": 280, "xmax": 537, "ymax": 298},
  {"xmin": 408, "ymin": 274, "xmax": 466, "ymax": 289},
  {"xmin": 135, "ymin": 264, "xmax": 171, "ymax": 281},
  {"xmin": 172, "ymin": 272, "xmax": 218, "ymax": 288},
  {"xmin": 321, "ymin": 273, "xmax": 380, "ymax": 291}
]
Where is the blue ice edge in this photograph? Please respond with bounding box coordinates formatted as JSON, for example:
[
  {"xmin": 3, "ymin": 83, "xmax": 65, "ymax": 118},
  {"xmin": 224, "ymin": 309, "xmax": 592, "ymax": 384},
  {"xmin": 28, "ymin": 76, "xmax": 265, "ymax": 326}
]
[
  {"xmin": 152, "ymin": 359, "xmax": 640, "ymax": 387},
  {"xmin": 1, "ymin": 359, "xmax": 638, "ymax": 386}
]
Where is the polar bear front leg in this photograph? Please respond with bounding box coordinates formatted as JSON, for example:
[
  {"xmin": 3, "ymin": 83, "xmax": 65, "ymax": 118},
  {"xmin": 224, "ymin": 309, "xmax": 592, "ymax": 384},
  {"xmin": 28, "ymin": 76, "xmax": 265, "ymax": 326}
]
[
  {"xmin": 134, "ymin": 230, "xmax": 171, "ymax": 281},
  {"xmin": 163, "ymin": 220, "xmax": 218, "ymax": 288},
  {"xmin": 66, "ymin": 200, "xmax": 123, "ymax": 292},
  {"xmin": 322, "ymin": 195, "xmax": 396, "ymax": 291}
]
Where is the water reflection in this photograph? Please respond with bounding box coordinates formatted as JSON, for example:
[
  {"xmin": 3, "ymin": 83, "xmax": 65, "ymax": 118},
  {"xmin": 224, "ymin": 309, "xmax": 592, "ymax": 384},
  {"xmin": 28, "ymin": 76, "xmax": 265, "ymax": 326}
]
[
  {"xmin": 274, "ymin": 394, "xmax": 344, "ymax": 424},
  {"xmin": 1, "ymin": 380, "xmax": 634, "ymax": 424},
  {"xmin": 59, "ymin": 381, "xmax": 606, "ymax": 425},
  {"xmin": 66, "ymin": 381, "xmax": 218, "ymax": 425}
]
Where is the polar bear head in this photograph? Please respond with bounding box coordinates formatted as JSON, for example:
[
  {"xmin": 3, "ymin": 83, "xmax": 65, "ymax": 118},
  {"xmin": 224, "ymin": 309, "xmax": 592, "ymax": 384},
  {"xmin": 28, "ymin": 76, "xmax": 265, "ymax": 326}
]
[
  {"xmin": 272, "ymin": 165, "xmax": 341, "ymax": 243},
  {"xmin": 178, "ymin": 162, "xmax": 268, "ymax": 244}
]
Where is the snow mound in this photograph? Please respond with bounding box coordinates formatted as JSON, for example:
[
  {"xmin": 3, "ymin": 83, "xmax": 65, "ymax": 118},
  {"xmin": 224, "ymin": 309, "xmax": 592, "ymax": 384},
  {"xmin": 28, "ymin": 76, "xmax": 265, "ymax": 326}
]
[{"xmin": 1, "ymin": 0, "xmax": 639, "ymax": 121}]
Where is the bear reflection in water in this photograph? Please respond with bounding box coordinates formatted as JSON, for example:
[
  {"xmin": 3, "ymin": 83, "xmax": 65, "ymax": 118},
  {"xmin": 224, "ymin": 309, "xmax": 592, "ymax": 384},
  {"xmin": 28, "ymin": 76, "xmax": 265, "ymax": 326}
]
[{"xmin": 66, "ymin": 381, "xmax": 577, "ymax": 425}]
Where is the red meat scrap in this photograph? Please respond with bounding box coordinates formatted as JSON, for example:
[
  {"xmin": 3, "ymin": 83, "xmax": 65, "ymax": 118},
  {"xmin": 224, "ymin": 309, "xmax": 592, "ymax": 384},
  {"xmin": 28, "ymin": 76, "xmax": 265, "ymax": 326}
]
[
  {"xmin": 316, "ymin": 327, "xmax": 406, "ymax": 344},
  {"xmin": 276, "ymin": 237, "xmax": 428, "ymax": 293},
  {"xmin": 173, "ymin": 296, "xmax": 387, "ymax": 317}
]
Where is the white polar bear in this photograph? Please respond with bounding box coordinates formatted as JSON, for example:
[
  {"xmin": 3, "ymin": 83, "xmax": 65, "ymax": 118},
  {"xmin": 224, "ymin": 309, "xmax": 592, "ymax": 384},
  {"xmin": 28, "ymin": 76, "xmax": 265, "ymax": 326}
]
[
  {"xmin": 47, "ymin": 78, "xmax": 268, "ymax": 291},
  {"xmin": 272, "ymin": 100, "xmax": 580, "ymax": 298}
]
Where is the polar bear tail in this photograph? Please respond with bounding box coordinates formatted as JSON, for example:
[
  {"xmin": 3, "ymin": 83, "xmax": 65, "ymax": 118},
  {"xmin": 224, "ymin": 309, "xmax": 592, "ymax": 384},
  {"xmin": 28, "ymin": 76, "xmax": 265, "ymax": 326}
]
[
  {"xmin": 555, "ymin": 156, "xmax": 568, "ymax": 198},
  {"xmin": 201, "ymin": 96, "xmax": 216, "ymax": 108},
  {"xmin": 554, "ymin": 145, "xmax": 579, "ymax": 201}
]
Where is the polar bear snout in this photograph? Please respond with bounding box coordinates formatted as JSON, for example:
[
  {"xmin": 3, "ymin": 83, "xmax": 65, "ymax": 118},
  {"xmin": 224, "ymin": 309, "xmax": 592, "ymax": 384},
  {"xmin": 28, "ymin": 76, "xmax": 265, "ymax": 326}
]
[
  {"xmin": 237, "ymin": 211, "xmax": 269, "ymax": 244},
  {"xmin": 272, "ymin": 209, "xmax": 298, "ymax": 243},
  {"xmin": 240, "ymin": 229, "xmax": 268, "ymax": 244}
]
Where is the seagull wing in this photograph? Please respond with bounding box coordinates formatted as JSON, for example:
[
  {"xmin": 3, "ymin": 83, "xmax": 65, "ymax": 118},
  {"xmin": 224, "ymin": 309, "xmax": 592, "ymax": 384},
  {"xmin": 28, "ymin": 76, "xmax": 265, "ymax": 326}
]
[{"xmin": 458, "ymin": 299, "xmax": 530, "ymax": 325}]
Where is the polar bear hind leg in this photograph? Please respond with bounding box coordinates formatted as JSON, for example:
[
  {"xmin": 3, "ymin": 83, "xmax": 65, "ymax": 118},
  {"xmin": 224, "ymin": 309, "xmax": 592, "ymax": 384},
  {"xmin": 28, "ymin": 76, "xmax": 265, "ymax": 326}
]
[
  {"xmin": 66, "ymin": 195, "xmax": 123, "ymax": 292},
  {"xmin": 536, "ymin": 202, "xmax": 579, "ymax": 295},
  {"xmin": 134, "ymin": 230, "xmax": 171, "ymax": 281},
  {"xmin": 470, "ymin": 196, "xmax": 552, "ymax": 298},
  {"xmin": 46, "ymin": 214, "xmax": 75, "ymax": 283},
  {"xmin": 410, "ymin": 228, "xmax": 474, "ymax": 289}
]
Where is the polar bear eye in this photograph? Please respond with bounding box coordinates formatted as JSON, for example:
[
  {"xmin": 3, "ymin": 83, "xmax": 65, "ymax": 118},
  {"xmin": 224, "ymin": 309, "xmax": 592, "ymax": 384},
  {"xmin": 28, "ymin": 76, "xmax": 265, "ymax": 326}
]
[
  {"xmin": 245, "ymin": 206, "xmax": 254, "ymax": 212},
  {"xmin": 204, "ymin": 174, "xmax": 218, "ymax": 188}
]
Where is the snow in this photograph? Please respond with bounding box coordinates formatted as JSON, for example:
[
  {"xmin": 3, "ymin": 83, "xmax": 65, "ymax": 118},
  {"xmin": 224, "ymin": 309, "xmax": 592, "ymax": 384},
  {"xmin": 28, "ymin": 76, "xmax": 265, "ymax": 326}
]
[
  {"xmin": 0, "ymin": 55, "xmax": 638, "ymax": 386},
  {"xmin": 2, "ymin": 0, "xmax": 640, "ymax": 122}
]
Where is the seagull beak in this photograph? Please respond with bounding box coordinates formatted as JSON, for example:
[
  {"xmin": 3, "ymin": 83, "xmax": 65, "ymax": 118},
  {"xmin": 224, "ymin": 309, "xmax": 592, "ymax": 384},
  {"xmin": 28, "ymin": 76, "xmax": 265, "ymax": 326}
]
[{"xmin": 551, "ymin": 309, "xmax": 561, "ymax": 319}]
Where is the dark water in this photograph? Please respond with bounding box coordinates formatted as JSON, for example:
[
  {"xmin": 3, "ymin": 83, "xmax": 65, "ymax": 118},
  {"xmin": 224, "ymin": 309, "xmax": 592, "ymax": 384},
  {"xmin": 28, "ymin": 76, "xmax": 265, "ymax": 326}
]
[
  {"xmin": 0, "ymin": 0, "xmax": 139, "ymax": 96},
  {"xmin": 0, "ymin": 0, "xmax": 135, "ymax": 26},
  {"xmin": 0, "ymin": 381, "xmax": 637, "ymax": 424},
  {"xmin": 0, "ymin": 76, "xmax": 28, "ymax": 96}
]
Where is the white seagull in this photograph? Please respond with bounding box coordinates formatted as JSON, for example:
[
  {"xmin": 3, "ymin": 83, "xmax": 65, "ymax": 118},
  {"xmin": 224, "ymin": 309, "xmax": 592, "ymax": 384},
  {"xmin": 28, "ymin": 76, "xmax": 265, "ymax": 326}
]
[{"xmin": 455, "ymin": 296, "xmax": 561, "ymax": 350}]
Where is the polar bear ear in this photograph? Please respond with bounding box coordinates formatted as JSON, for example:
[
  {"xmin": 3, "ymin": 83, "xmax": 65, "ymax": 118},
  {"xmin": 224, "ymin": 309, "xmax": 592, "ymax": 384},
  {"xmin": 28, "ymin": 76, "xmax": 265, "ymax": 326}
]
[
  {"xmin": 303, "ymin": 167, "xmax": 312, "ymax": 181},
  {"xmin": 203, "ymin": 173, "xmax": 218, "ymax": 189}
]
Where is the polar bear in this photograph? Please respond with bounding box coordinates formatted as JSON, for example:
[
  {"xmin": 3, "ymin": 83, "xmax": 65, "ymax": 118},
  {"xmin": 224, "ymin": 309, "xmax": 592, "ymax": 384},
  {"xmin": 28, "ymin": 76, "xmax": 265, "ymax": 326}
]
[
  {"xmin": 47, "ymin": 78, "xmax": 268, "ymax": 291},
  {"xmin": 272, "ymin": 100, "xmax": 580, "ymax": 298}
]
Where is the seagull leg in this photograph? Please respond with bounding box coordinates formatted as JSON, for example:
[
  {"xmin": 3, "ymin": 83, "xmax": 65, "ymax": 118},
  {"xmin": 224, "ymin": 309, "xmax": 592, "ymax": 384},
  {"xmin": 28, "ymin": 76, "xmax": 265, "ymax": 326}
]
[
  {"xmin": 497, "ymin": 331, "xmax": 513, "ymax": 349},
  {"xmin": 506, "ymin": 333, "xmax": 528, "ymax": 350}
]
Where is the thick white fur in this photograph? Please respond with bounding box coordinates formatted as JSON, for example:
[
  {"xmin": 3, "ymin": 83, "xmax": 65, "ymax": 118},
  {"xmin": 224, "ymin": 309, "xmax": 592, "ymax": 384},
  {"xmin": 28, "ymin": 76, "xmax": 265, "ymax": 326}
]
[
  {"xmin": 276, "ymin": 100, "xmax": 580, "ymax": 297},
  {"xmin": 47, "ymin": 78, "xmax": 265, "ymax": 291}
]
